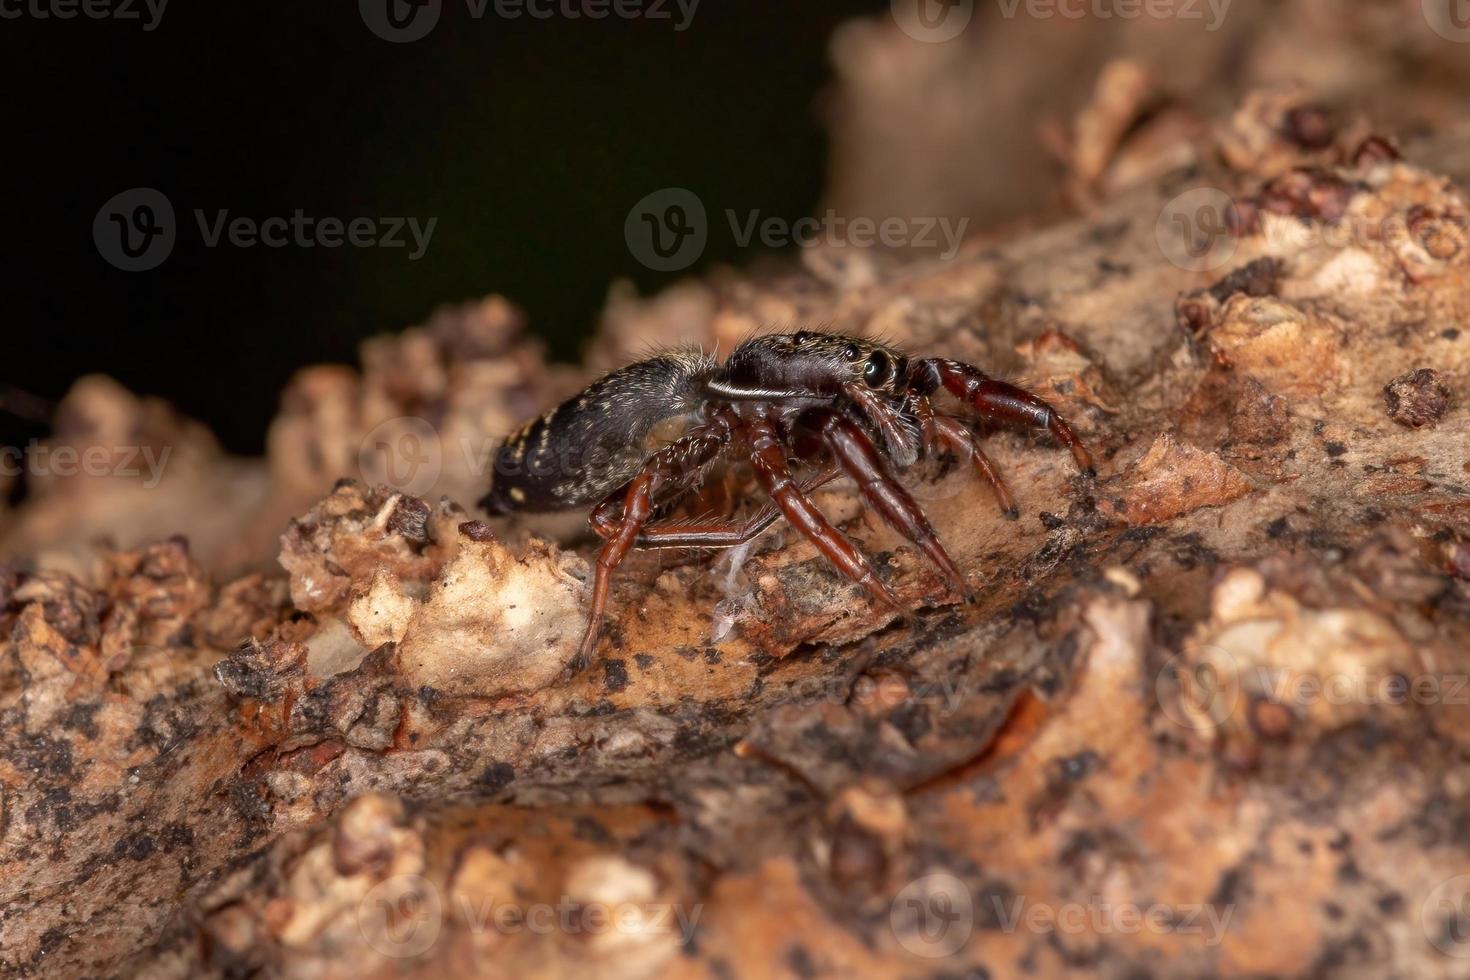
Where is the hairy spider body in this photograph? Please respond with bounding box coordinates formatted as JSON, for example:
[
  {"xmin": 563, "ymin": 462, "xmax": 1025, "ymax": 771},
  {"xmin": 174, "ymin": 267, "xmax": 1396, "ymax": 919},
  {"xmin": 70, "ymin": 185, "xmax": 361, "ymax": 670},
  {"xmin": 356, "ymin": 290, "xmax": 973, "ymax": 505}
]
[
  {"xmin": 479, "ymin": 331, "xmax": 1093, "ymax": 669},
  {"xmin": 479, "ymin": 350, "xmax": 717, "ymax": 514}
]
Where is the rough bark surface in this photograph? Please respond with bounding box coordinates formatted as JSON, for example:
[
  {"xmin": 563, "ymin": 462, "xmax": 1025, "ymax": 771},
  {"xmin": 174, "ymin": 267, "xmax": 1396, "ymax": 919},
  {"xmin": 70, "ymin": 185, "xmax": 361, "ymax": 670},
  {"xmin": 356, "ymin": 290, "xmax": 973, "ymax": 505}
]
[{"xmin": 5, "ymin": 17, "xmax": 1470, "ymax": 979}]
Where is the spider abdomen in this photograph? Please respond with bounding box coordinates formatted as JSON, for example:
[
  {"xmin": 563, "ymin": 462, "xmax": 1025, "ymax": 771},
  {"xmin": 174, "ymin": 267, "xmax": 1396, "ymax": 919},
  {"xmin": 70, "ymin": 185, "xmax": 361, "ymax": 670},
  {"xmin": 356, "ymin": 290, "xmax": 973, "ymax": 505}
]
[{"xmin": 479, "ymin": 350, "xmax": 718, "ymax": 514}]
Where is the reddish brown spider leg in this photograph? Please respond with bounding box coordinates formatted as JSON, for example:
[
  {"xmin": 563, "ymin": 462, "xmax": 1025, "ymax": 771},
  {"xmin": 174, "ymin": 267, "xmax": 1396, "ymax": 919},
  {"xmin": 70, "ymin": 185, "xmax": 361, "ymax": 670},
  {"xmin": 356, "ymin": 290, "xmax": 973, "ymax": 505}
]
[
  {"xmin": 746, "ymin": 415, "xmax": 907, "ymax": 618},
  {"xmin": 928, "ymin": 413, "xmax": 1020, "ymax": 519},
  {"xmin": 589, "ymin": 465, "xmax": 715, "ymax": 541},
  {"xmin": 927, "ymin": 359, "xmax": 1094, "ymax": 476},
  {"xmin": 588, "ymin": 454, "xmax": 743, "ymax": 543},
  {"xmin": 631, "ymin": 468, "xmax": 840, "ymax": 550},
  {"xmin": 576, "ymin": 413, "xmax": 736, "ymax": 670},
  {"xmin": 911, "ymin": 393, "xmax": 1018, "ymax": 516},
  {"xmin": 801, "ymin": 409, "xmax": 971, "ymax": 599},
  {"xmin": 589, "ymin": 493, "xmax": 623, "ymax": 540},
  {"xmin": 577, "ymin": 474, "xmax": 654, "ymax": 671}
]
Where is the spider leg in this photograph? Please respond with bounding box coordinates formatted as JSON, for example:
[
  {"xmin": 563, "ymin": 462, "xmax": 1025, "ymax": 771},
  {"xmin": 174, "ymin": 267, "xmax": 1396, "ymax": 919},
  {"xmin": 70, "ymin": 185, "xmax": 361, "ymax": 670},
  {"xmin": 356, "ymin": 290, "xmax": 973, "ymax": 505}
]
[
  {"xmin": 578, "ymin": 478, "xmax": 652, "ymax": 671},
  {"xmin": 922, "ymin": 358, "xmax": 1094, "ymax": 475},
  {"xmin": 575, "ymin": 411, "xmax": 736, "ymax": 670},
  {"xmin": 909, "ymin": 392, "xmax": 1018, "ymax": 516},
  {"xmin": 588, "ymin": 457, "xmax": 723, "ymax": 541},
  {"xmin": 799, "ymin": 408, "xmax": 971, "ymax": 599},
  {"xmin": 928, "ymin": 413, "xmax": 1020, "ymax": 519},
  {"xmin": 746, "ymin": 415, "xmax": 907, "ymax": 617},
  {"xmin": 590, "ymin": 493, "xmax": 623, "ymax": 540},
  {"xmin": 629, "ymin": 467, "xmax": 841, "ymax": 549}
]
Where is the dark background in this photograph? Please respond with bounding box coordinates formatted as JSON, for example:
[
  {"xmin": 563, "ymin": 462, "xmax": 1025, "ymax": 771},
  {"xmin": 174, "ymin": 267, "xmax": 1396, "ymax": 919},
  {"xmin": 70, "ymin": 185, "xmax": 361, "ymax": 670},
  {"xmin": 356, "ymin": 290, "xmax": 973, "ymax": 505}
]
[{"xmin": 1, "ymin": 0, "xmax": 887, "ymax": 455}]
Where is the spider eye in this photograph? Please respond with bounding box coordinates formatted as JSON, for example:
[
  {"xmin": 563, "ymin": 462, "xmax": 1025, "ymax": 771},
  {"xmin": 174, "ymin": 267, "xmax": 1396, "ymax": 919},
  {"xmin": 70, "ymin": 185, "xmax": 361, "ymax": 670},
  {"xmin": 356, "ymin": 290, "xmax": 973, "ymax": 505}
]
[
  {"xmin": 863, "ymin": 351, "xmax": 892, "ymax": 387},
  {"xmin": 843, "ymin": 343, "xmax": 862, "ymax": 362}
]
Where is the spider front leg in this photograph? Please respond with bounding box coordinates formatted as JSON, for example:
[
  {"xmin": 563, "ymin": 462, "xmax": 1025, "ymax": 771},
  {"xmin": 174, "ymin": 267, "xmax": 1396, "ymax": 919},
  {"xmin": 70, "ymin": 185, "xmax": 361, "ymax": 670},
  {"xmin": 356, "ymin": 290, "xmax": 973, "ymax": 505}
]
[
  {"xmin": 923, "ymin": 358, "xmax": 1094, "ymax": 475},
  {"xmin": 795, "ymin": 408, "xmax": 971, "ymax": 600},
  {"xmin": 746, "ymin": 414, "xmax": 907, "ymax": 618},
  {"xmin": 575, "ymin": 412, "xmax": 736, "ymax": 671}
]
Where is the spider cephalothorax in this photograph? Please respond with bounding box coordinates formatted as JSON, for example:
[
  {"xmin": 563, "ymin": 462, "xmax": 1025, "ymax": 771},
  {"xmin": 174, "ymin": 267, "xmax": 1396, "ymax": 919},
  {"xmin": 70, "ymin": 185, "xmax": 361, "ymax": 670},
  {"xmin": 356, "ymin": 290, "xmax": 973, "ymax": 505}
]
[{"xmin": 480, "ymin": 330, "xmax": 1093, "ymax": 669}]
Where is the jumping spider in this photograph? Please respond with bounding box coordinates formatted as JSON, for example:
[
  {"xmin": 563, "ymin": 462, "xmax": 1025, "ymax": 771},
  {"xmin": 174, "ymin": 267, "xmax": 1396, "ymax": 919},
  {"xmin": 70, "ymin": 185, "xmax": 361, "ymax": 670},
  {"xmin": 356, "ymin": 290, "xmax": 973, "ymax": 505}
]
[{"xmin": 480, "ymin": 331, "xmax": 1093, "ymax": 669}]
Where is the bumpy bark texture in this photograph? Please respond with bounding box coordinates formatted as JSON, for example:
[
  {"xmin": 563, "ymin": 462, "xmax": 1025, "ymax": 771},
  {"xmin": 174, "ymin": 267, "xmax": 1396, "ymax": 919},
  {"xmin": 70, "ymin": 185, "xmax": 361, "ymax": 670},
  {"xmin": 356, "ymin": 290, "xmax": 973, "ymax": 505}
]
[{"xmin": 6, "ymin": 11, "xmax": 1470, "ymax": 979}]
